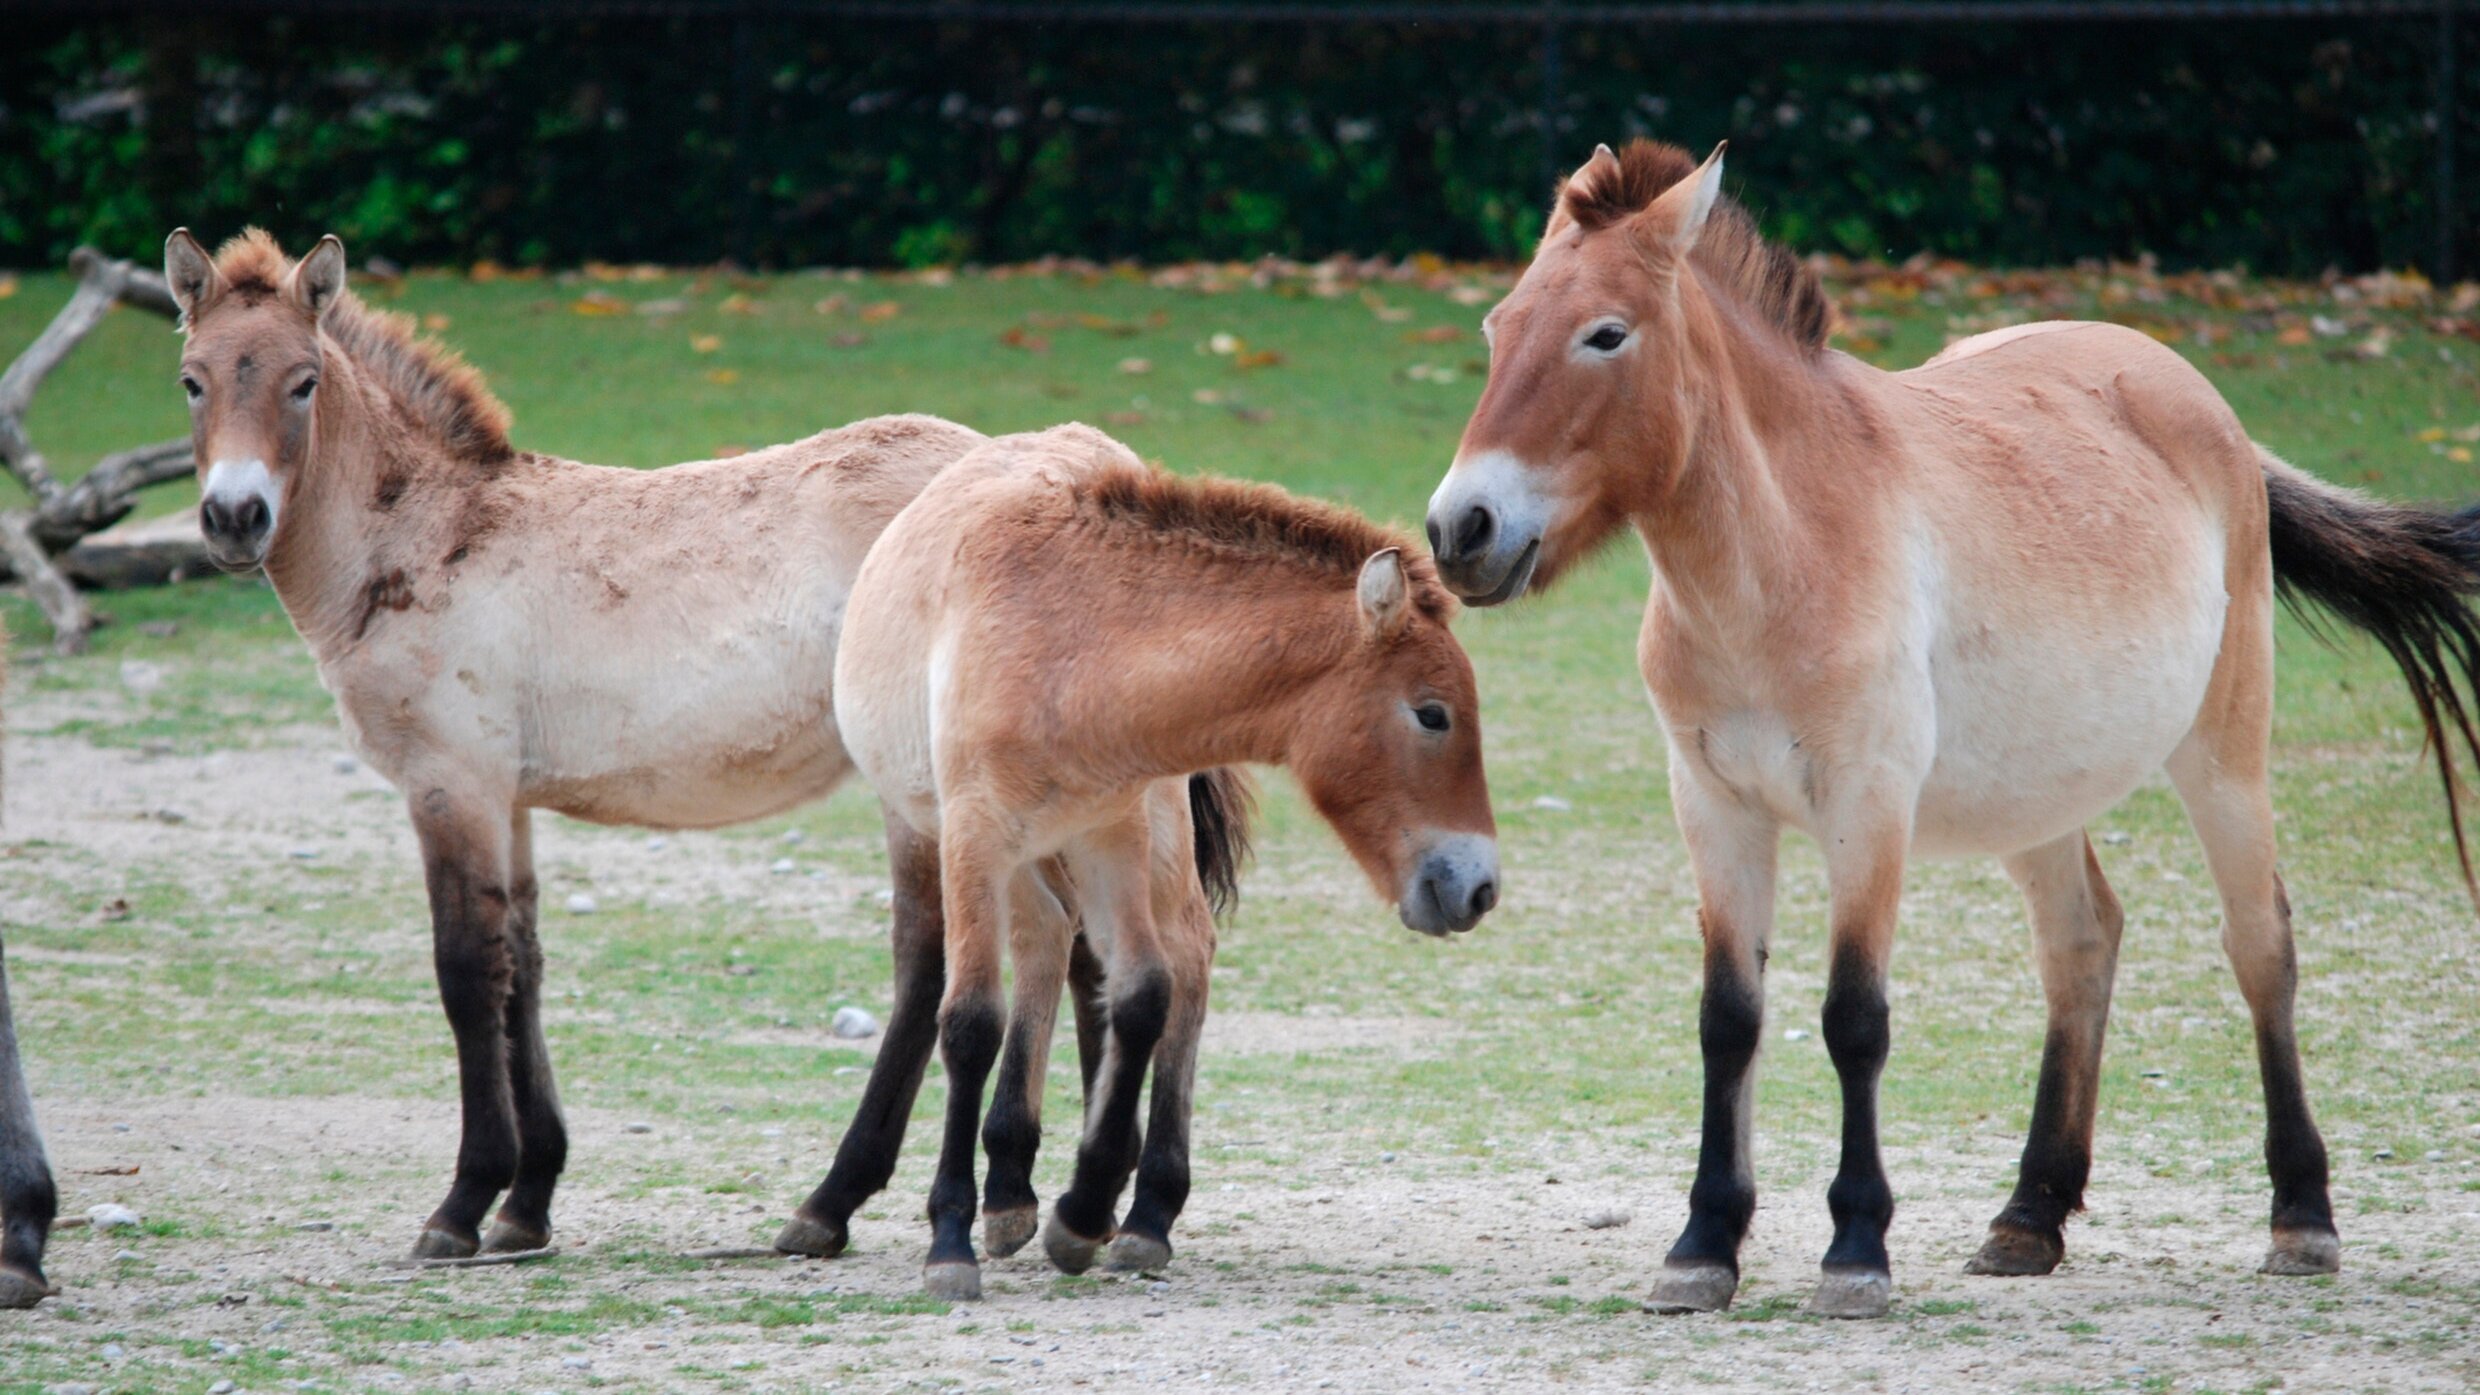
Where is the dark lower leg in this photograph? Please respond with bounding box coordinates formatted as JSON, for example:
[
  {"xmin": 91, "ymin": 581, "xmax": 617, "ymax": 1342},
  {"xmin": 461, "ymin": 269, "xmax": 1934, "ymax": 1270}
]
[
  {"xmin": 1663, "ymin": 948, "xmax": 1763, "ymax": 1277},
  {"xmin": 927, "ymin": 998, "xmax": 1004, "ymax": 1270},
  {"xmin": 787, "ymin": 821, "xmax": 944, "ymax": 1250},
  {"xmin": 979, "ymin": 1011, "xmax": 1049, "ymax": 1226},
  {"xmin": 490, "ymin": 874, "xmax": 566, "ymax": 1249},
  {"xmin": 415, "ymin": 816, "xmax": 519, "ymax": 1255},
  {"xmin": 0, "ymin": 951, "xmax": 56, "ymax": 1299},
  {"xmin": 1068, "ymin": 933, "xmax": 1108, "ymax": 1096},
  {"xmin": 2256, "ymin": 1019, "xmax": 2335, "ymax": 1244},
  {"xmin": 1052, "ymin": 967, "xmax": 1170, "ymax": 1242},
  {"xmin": 1116, "ymin": 1005, "xmax": 1201, "ymax": 1256},
  {"xmin": 1820, "ymin": 943, "xmax": 1894, "ymax": 1280}
]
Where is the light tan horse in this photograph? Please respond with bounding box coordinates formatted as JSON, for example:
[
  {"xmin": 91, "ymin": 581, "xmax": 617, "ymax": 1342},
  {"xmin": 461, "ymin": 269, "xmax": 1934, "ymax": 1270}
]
[
  {"xmin": 1425, "ymin": 140, "xmax": 2480, "ymax": 1318},
  {"xmin": 163, "ymin": 227, "xmax": 989, "ymax": 1260},
  {"xmin": 824, "ymin": 423, "xmax": 1500, "ymax": 1299}
]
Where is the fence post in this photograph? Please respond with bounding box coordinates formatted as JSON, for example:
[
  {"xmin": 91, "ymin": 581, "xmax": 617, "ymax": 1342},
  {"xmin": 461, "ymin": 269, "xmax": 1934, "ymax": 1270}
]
[
  {"xmin": 2443, "ymin": 0, "xmax": 2461, "ymax": 283},
  {"xmin": 1539, "ymin": 0, "xmax": 1565, "ymax": 192}
]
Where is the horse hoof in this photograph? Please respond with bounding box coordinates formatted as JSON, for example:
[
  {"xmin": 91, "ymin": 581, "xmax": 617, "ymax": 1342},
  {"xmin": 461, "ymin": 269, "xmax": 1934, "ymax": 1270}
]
[
  {"xmin": 0, "ymin": 1267, "xmax": 56, "ymax": 1309},
  {"xmin": 1042, "ymin": 1212, "xmax": 1108, "ymax": 1276},
  {"xmin": 2261, "ymin": 1227, "xmax": 2341, "ymax": 1276},
  {"xmin": 1807, "ymin": 1267, "xmax": 1893, "ymax": 1319},
  {"xmin": 773, "ymin": 1213, "xmax": 848, "ymax": 1260},
  {"xmin": 923, "ymin": 1260, "xmax": 983, "ymax": 1301},
  {"xmin": 481, "ymin": 1220, "xmax": 550, "ymax": 1255},
  {"xmin": 983, "ymin": 1206, "xmax": 1039, "ymax": 1259},
  {"xmin": 1964, "ymin": 1223, "xmax": 2062, "ymax": 1277},
  {"xmin": 410, "ymin": 1227, "xmax": 479, "ymax": 1261},
  {"xmin": 1643, "ymin": 1262, "xmax": 1737, "ymax": 1314},
  {"xmin": 1104, "ymin": 1231, "xmax": 1174, "ymax": 1274}
]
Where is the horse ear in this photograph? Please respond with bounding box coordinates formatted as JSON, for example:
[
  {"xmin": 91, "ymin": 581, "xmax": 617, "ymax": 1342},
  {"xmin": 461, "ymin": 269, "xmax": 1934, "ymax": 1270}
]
[
  {"xmin": 164, "ymin": 228, "xmax": 222, "ymax": 327},
  {"xmin": 286, "ymin": 234, "xmax": 348, "ymax": 320},
  {"xmin": 1357, "ymin": 547, "xmax": 1411, "ymax": 641},
  {"xmin": 1639, "ymin": 140, "xmax": 1727, "ymax": 261}
]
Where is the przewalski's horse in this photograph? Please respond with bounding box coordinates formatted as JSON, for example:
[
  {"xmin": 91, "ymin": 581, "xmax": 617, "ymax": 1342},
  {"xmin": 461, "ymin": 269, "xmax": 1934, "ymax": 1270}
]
[
  {"xmin": 1, "ymin": 626, "xmax": 62, "ymax": 1309},
  {"xmin": 163, "ymin": 227, "xmax": 989, "ymax": 1260},
  {"xmin": 815, "ymin": 424, "xmax": 1499, "ymax": 1299},
  {"xmin": 1425, "ymin": 140, "xmax": 2480, "ymax": 1318}
]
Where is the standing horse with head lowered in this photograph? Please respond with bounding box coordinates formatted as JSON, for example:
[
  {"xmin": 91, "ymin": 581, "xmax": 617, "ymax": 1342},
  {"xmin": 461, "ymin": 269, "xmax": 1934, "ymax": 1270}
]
[
  {"xmin": 812, "ymin": 423, "xmax": 1500, "ymax": 1298},
  {"xmin": 163, "ymin": 227, "xmax": 991, "ymax": 1260},
  {"xmin": 1425, "ymin": 139, "xmax": 2480, "ymax": 1317}
]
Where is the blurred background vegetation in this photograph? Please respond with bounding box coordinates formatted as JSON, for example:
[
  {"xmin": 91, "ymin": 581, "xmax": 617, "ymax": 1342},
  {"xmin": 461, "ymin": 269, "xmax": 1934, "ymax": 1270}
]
[{"xmin": 2, "ymin": 2, "xmax": 2471, "ymax": 276}]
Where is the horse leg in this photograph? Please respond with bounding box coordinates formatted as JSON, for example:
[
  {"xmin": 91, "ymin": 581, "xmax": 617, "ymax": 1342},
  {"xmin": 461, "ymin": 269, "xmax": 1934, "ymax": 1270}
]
[
  {"xmin": 1646, "ymin": 775, "xmax": 1779, "ymax": 1314},
  {"xmin": 1068, "ymin": 931, "xmax": 1109, "ymax": 1096},
  {"xmin": 1045, "ymin": 813, "xmax": 1173, "ymax": 1275},
  {"xmin": 779, "ymin": 810, "xmax": 944, "ymax": 1259},
  {"xmin": 409, "ymin": 783, "xmax": 521, "ymax": 1259},
  {"xmin": 980, "ymin": 866, "xmax": 1074, "ymax": 1259},
  {"xmin": 2166, "ymin": 737, "xmax": 2338, "ymax": 1275},
  {"xmin": 1808, "ymin": 802, "xmax": 1910, "ymax": 1319},
  {"xmin": 1109, "ymin": 890, "xmax": 1214, "ymax": 1274},
  {"xmin": 920, "ymin": 808, "xmax": 1011, "ymax": 1300},
  {"xmin": 1970, "ymin": 831, "xmax": 2124, "ymax": 1276},
  {"xmin": 481, "ymin": 810, "xmax": 567, "ymax": 1254},
  {"xmin": 0, "ymin": 942, "xmax": 57, "ymax": 1308}
]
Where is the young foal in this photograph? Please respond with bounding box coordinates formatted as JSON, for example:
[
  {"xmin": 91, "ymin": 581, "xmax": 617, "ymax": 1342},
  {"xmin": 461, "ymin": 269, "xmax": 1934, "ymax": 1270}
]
[
  {"xmin": 1425, "ymin": 140, "xmax": 2480, "ymax": 1317},
  {"xmin": 818, "ymin": 424, "xmax": 1499, "ymax": 1298},
  {"xmin": 164, "ymin": 228, "xmax": 988, "ymax": 1259}
]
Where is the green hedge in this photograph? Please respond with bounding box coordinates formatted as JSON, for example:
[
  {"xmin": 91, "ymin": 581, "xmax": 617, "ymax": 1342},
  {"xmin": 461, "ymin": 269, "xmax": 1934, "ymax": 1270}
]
[{"xmin": 1, "ymin": 13, "xmax": 2470, "ymax": 274}]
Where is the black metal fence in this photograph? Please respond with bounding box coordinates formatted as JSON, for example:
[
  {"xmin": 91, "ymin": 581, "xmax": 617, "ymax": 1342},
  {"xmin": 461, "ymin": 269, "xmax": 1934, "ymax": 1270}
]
[{"xmin": 3, "ymin": 0, "xmax": 2470, "ymax": 273}]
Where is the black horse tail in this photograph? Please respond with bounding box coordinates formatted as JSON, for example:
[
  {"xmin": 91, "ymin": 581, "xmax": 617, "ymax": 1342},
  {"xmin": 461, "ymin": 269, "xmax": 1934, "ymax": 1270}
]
[
  {"xmin": 1187, "ymin": 768, "xmax": 1256, "ymax": 919},
  {"xmin": 2261, "ymin": 448, "xmax": 2480, "ymax": 904}
]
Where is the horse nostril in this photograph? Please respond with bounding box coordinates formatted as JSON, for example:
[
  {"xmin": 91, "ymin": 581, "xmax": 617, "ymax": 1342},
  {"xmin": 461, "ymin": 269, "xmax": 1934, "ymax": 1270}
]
[
  {"xmin": 1468, "ymin": 879, "xmax": 1497, "ymax": 919},
  {"xmin": 1452, "ymin": 503, "xmax": 1494, "ymax": 559},
  {"xmin": 236, "ymin": 494, "xmax": 269, "ymax": 535},
  {"xmin": 1424, "ymin": 515, "xmax": 1444, "ymax": 557}
]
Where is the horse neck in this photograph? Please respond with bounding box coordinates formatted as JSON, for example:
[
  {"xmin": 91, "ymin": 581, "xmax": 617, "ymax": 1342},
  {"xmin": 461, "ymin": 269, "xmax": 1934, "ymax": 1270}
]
[
  {"xmin": 260, "ymin": 349, "xmax": 452, "ymax": 658},
  {"xmin": 1632, "ymin": 273, "xmax": 1862, "ymax": 637},
  {"xmin": 1098, "ymin": 559, "xmax": 1359, "ymax": 775}
]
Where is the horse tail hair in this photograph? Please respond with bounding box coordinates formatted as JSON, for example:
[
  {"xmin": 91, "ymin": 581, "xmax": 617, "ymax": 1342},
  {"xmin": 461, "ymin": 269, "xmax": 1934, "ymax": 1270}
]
[
  {"xmin": 2261, "ymin": 447, "xmax": 2480, "ymax": 905},
  {"xmin": 1187, "ymin": 768, "xmax": 1256, "ymax": 919}
]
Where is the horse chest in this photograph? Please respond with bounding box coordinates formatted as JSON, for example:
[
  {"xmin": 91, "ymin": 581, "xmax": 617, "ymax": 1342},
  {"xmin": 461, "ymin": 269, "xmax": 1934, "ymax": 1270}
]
[{"xmin": 1681, "ymin": 710, "xmax": 1816, "ymax": 820}]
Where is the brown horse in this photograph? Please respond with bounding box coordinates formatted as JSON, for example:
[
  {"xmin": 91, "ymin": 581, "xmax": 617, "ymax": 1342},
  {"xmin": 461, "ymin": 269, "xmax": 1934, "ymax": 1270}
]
[
  {"xmin": 1425, "ymin": 140, "xmax": 2480, "ymax": 1317},
  {"xmin": 816, "ymin": 423, "xmax": 1499, "ymax": 1298},
  {"xmin": 163, "ymin": 227, "xmax": 990, "ymax": 1260},
  {"xmin": 0, "ymin": 622, "xmax": 61, "ymax": 1309}
]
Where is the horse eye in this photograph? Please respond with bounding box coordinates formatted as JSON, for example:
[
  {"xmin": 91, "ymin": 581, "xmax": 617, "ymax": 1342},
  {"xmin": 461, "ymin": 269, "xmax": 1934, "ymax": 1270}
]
[
  {"xmin": 290, "ymin": 376, "xmax": 318, "ymax": 402},
  {"xmin": 1584, "ymin": 325, "xmax": 1629, "ymax": 353},
  {"xmin": 180, "ymin": 375, "xmax": 203, "ymax": 401},
  {"xmin": 1414, "ymin": 703, "xmax": 1452, "ymax": 733}
]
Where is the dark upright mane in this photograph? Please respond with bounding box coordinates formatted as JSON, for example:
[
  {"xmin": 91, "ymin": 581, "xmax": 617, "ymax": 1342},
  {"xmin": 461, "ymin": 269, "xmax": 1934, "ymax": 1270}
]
[
  {"xmin": 1557, "ymin": 140, "xmax": 1834, "ymax": 355},
  {"xmin": 211, "ymin": 229, "xmax": 514, "ymax": 464},
  {"xmin": 1075, "ymin": 457, "xmax": 1455, "ymax": 622}
]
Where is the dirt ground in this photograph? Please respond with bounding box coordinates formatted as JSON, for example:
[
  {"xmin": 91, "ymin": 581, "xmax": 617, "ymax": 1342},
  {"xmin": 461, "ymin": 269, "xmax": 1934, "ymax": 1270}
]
[{"xmin": 6, "ymin": 714, "xmax": 2479, "ymax": 1395}]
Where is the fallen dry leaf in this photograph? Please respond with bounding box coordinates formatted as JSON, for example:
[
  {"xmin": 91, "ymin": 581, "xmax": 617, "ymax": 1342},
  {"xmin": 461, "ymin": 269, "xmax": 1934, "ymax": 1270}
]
[
  {"xmin": 1105, "ymin": 410, "xmax": 1148, "ymax": 426},
  {"xmin": 830, "ymin": 332, "xmax": 868, "ymax": 348},
  {"xmin": 1118, "ymin": 357, "xmax": 1153, "ymax": 375},
  {"xmin": 0, "ymin": 274, "xmax": 16, "ymax": 300},
  {"xmin": 999, "ymin": 326, "xmax": 1051, "ymax": 353},
  {"xmin": 690, "ymin": 334, "xmax": 723, "ymax": 353},
  {"xmin": 571, "ymin": 291, "xmax": 627, "ymax": 316},
  {"xmin": 813, "ymin": 294, "xmax": 850, "ymax": 316},
  {"xmin": 1234, "ymin": 348, "xmax": 1284, "ymax": 370},
  {"xmin": 1403, "ymin": 326, "xmax": 1464, "ymax": 344},
  {"xmin": 421, "ymin": 313, "xmax": 452, "ymax": 331},
  {"xmin": 719, "ymin": 293, "xmax": 761, "ymax": 316},
  {"xmin": 703, "ymin": 368, "xmax": 740, "ymax": 385},
  {"xmin": 859, "ymin": 301, "xmax": 902, "ymax": 323}
]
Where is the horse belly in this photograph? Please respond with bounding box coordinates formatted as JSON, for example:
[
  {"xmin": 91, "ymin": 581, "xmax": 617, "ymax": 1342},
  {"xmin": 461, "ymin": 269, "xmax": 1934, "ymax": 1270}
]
[{"xmin": 1909, "ymin": 562, "xmax": 2228, "ymax": 858}]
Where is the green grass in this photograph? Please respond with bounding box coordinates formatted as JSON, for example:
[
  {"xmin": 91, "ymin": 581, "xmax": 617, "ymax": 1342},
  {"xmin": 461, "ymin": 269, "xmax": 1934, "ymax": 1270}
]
[{"xmin": 3, "ymin": 259, "xmax": 2478, "ymax": 1392}]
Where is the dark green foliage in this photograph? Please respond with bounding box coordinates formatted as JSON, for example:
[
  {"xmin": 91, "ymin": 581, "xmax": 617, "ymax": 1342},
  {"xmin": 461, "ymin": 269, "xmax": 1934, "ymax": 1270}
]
[{"xmin": 0, "ymin": 13, "xmax": 2469, "ymax": 274}]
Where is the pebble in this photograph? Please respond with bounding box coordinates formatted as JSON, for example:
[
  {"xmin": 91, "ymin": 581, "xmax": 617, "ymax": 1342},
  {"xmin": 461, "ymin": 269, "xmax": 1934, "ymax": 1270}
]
[
  {"xmin": 1582, "ymin": 1208, "xmax": 1632, "ymax": 1230},
  {"xmin": 562, "ymin": 1356, "xmax": 592, "ymax": 1370},
  {"xmin": 2425, "ymin": 1149, "xmax": 2447, "ymax": 1162},
  {"xmin": 1530, "ymin": 795, "xmax": 1573, "ymax": 812},
  {"xmin": 113, "ymin": 1249, "xmax": 140, "ymax": 1262},
  {"xmin": 1380, "ymin": 1152, "xmax": 1398, "ymax": 1163},
  {"xmin": 831, "ymin": 1006, "xmax": 880, "ymax": 1040},
  {"xmin": 151, "ymin": 808, "xmax": 188, "ymax": 825},
  {"xmin": 564, "ymin": 893, "xmax": 598, "ymax": 915},
  {"xmin": 771, "ymin": 858, "xmax": 796, "ymax": 874},
  {"xmin": 443, "ymin": 1378, "xmax": 473, "ymax": 1392},
  {"xmin": 1148, "ymin": 1281, "xmax": 1171, "ymax": 1295},
  {"xmin": 623, "ymin": 1121, "xmax": 654, "ymax": 1134},
  {"xmin": 295, "ymin": 1220, "xmax": 334, "ymax": 1231},
  {"xmin": 332, "ymin": 754, "xmax": 359, "ymax": 775},
  {"xmin": 87, "ymin": 1203, "xmax": 142, "ymax": 1231},
  {"xmin": 760, "ymin": 1126, "xmax": 785, "ymax": 1138},
  {"xmin": 2374, "ymin": 1147, "xmax": 2396, "ymax": 1161},
  {"xmin": 262, "ymin": 1317, "xmax": 288, "ymax": 1333},
  {"xmin": 209, "ymin": 1381, "xmax": 237, "ymax": 1394},
  {"xmin": 2101, "ymin": 830, "xmax": 2132, "ymax": 845},
  {"xmin": 99, "ymin": 1344, "xmax": 125, "ymax": 1359},
  {"xmin": 47, "ymin": 1384, "xmax": 99, "ymax": 1395},
  {"xmin": 111, "ymin": 1122, "xmax": 130, "ymax": 1133},
  {"xmin": 872, "ymin": 888, "xmax": 896, "ymax": 908},
  {"xmin": 781, "ymin": 829, "xmax": 805, "ymax": 844},
  {"xmin": 1784, "ymin": 1028, "xmax": 1811, "ymax": 1042},
  {"xmin": 119, "ymin": 660, "xmax": 165, "ymax": 694},
  {"xmin": 287, "ymin": 847, "xmax": 320, "ymax": 860}
]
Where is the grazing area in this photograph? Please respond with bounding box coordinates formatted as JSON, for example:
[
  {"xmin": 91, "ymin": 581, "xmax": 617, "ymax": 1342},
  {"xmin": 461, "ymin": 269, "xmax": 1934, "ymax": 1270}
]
[{"xmin": 1, "ymin": 257, "xmax": 2477, "ymax": 1393}]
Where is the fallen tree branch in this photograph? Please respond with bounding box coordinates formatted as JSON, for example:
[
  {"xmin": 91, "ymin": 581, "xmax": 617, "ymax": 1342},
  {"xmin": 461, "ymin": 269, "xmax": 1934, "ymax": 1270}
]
[{"xmin": 0, "ymin": 248, "xmax": 194, "ymax": 652}]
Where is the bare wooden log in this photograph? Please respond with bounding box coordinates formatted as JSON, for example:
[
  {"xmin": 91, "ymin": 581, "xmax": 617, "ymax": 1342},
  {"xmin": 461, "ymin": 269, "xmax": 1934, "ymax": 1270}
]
[
  {"xmin": 32, "ymin": 439, "xmax": 192, "ymax": 551},
  {"xmin": 0, "ymin": 513, "xmax": 91, "ymax": 656},
  {"xmin": 61, "ymin": 512, "xmax": 212, "ymax": 590}
]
